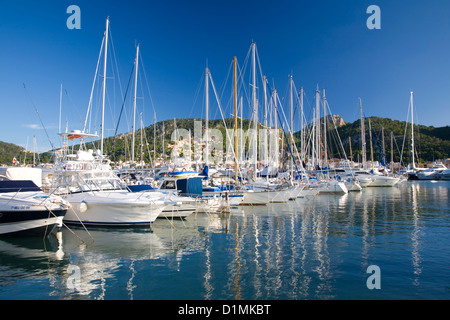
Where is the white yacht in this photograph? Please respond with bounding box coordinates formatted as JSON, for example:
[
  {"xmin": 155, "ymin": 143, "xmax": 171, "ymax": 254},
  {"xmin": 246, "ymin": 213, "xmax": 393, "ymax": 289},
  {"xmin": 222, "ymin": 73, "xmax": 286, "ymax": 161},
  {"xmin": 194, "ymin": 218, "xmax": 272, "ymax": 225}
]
[
  {"xmin": 417, "ymin": 163, "xmax": 447, "ymax": 180},
  {"xmin": 353, "ymin": 170, "xmax": 399, "ymax": 187},
  {"xmin": 50, "ymin": 143, "xmax": 172, "ymax": 227}
]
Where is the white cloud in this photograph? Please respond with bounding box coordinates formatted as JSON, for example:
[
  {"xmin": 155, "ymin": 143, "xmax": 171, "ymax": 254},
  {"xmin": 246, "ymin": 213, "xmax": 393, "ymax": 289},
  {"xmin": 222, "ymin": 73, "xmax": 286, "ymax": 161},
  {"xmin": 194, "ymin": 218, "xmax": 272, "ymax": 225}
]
[{"xmin": 24, "ymin": 124, "xmax": 42, "ymax": 129}]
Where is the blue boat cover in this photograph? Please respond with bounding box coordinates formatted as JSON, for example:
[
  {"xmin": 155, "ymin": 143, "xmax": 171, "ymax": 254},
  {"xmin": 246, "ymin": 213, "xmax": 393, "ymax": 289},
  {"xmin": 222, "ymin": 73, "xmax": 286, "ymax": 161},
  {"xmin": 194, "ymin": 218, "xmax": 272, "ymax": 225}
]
[
  {"xmin": 127, "ymin": 184, "xmax": 156, "ymax": 192},
  {"xmin": 176, "ymin": 177, "xmax": 203, "ymax": 198},
  {"xmin": 0, "ymin": 180, "xmax": 41, "ymax": 193}
]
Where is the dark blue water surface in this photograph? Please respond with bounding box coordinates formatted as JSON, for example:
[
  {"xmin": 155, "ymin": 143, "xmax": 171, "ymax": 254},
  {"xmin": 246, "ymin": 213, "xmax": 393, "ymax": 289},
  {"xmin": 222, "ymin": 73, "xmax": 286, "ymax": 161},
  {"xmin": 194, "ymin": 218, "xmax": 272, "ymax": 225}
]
[{"xmin": 1, "ymin": 181, "xmax": 449, "ymax": 300}]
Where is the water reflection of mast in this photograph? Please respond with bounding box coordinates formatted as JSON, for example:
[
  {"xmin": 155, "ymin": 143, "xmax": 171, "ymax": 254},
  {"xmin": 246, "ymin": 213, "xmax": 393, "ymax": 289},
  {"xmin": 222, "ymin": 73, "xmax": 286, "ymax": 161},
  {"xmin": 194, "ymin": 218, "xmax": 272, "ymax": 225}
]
[
  {"xmin": 288, "ymin": 206, "xmax": 299, "ymax": 299},
  {"xmin": 232, "ymin": 222, "xmax": 242, "ymax": 299},
  {"xmin": 312, "ymin": 199, "xmax": 332, "ymax": 298},
  {"xmin": 298, "ymin": 201, "xmax": 313, "ymax": 298},
  {"xmin": 411, "ymin": 183, "xmax": 422, "ymax": 287},
  {"xmin": 252, "ymin": 211, "xmax": 263, "ymax": 299},
  {"xmin": 361, "ymin": 191, "xmax": 370, "ymax": 267},
  {"xmin": 203, "ymin": 233, "xmax": 213, "ymax": 299}
]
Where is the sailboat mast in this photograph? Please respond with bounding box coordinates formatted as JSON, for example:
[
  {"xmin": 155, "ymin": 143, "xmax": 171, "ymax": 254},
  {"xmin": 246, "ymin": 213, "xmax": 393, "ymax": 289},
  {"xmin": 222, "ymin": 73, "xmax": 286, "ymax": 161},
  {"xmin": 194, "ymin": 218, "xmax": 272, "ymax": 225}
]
[
  {"xmin": 300, "ymin": 87, "xmax": 304, "ymax": 162},
  {"xmin": 153, "ymin": 111, "xmax": 156, "ymax": 166},
  {"xmin": 131, "ymin": 44, "xmax": 139, "ymax": 167},
  {"xmin": 382, "ymin": 126, "xmax": 385, "ymax": 165},
  {"xmin": 390, "ymin": 131, "xmax": 394, "ymax": 171},
  {"xmin": 359, "ymin": 98, "xmax": 366, "ymax": 168},
  {"xmin": 315, "ymin": 88, "xmax": 320, "ymax": 167},
  {"xmin": 251, "ymin": 42, "xmax": 258, "ymax": 179},
  {"xmin": 233, "ymin": 57, "xmax": 238, "ymax": 184},
  {"xmin": 140, "ymin": 112, "xmax": 143, "ymax": 165},
  {"xmin": 59, "ymin": 84, "xmax": 62, "ymax": 135},
  {"xmin": 205, "ymin": 67, "xmax": 209, "ymax": 166},
  {"xmin": 162, "ymin": 121, "xmax": 165, "ymax": 162},
  {"xmin": 349, "ymin": 136, "xmax": 353, "ymax": 168},
  {"xmin": 100, "ymin": 17, "xmax": 109, "ymax": 155},
  {"xmin": 410, "ymin": 91, "xmax": 416, "ymax": 169},
  {"xmin": 323, "ymin": 89, "xmax": 327, "ymax": 167},
  {"xmin": 368, "ymin": 118, "xmax": 374, "ymax": 171},
  {"xmin": 290, "ymin": 76, "xmax": 294, "ymax": 176},
  {"xmin": 273, "ymin": 89, "xmax": 279, "ymax": 171},
  {"xmin": 263, "ymin": 76, "xmax": 268, "ymax": 167}
]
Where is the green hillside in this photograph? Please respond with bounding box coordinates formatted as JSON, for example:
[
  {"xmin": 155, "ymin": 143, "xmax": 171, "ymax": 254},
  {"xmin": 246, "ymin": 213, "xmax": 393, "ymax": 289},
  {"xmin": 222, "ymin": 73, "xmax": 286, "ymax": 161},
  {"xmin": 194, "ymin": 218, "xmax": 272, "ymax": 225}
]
[
  {"xmin": 31, "ymin": 116, "xmax": 450, "ymax": 166},
  {"xmin": 316, "ymin": 117, "xmax": 450, "ymax": 164},
  {"xmin": 0, "ymin": 141, "xmax": 27, "ymax": 165}
]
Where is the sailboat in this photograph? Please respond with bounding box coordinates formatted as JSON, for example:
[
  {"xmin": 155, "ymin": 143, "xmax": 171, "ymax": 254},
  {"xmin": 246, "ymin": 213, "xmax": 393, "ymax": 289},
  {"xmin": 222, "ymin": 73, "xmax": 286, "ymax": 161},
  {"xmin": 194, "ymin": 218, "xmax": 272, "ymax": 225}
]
[
  {"xmin": 355, "ymin": 98, "xmax": 400, "ymax": 187},
  {"xmin": 302, "ymin": 88, "xmax": 348, "ymax": 195},
  {"xmin": 405, "ymin": 91, "xmax": 420, "ymax": 180}
]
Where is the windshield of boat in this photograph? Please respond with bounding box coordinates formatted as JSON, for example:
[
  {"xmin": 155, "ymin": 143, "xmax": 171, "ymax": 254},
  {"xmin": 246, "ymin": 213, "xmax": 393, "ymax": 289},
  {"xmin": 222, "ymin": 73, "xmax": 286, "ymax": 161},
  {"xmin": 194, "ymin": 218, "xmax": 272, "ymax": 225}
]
[{"xmin": 53, "ymin": 171, "xmax": 127, "ymax": 193}]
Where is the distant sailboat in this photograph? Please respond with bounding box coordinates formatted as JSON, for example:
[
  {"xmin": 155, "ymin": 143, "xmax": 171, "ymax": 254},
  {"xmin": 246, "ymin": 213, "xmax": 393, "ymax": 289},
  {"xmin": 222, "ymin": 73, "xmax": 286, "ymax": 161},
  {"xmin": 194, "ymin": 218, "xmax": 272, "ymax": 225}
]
[{"xmin": 355, "ymin": 98, "xmax": 399, "ymax": 187}]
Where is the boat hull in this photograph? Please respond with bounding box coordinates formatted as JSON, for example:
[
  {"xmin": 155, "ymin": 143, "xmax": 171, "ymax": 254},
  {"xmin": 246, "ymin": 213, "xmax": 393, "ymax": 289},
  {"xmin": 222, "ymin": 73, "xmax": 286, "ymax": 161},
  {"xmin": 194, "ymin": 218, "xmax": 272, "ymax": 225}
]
[
  {"xmin": 315, "ymin": 181, "xmax": 348, "ymax": 194},
  {"xmin": 0, "ymin": 209, "xmax": 66, "ymax": 236},
  {"xmin": 63, "ymin": 192, "xmax": 165, "ymax": 226},
  {"xmin": 239, "ymin": 188, "xmax": 293, "ymax": 205},
  {"xmin": 367, "ymin": 176, "xmax": 400, "ymax": 187}
]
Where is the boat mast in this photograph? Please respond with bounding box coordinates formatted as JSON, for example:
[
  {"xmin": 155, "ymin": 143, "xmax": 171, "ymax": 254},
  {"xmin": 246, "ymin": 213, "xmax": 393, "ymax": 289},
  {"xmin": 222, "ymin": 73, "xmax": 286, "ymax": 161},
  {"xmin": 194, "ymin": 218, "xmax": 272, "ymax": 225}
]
[
  {"xmin": 300, "ymin": 87, "xmax": 304, "ymax": 162},
  {"xmin": 239, "ymin": 96, "xmax": 243, "ymax": 163},
  {"xmin": 205, "ymin": 67, "xmax": 209, "ymax": 167},
  {"xmin": 153, "ymin": 111, "xmax": 156, "ymax": 166},
  {"xmin": 131, "ymin": 44, "xmax": 139, "ymax": 167},
  {"xmin": 263, "ymin": 76, "xmax": 268, "ymax": 167},
  {"xmin": 251, "ymin": 42, "xmax": 258, "ymax": 180},
  {"xmin": 289, "ymin": 75, "xmax": 294, "ymax": 177},
  {"xmin": 162, "ymin": 121, "xmax": 165, "ymax": 162},
  {"xmin": 359, "ymin": 98, "xmax": 366, "ymax": 169},
  {"xmin": 390, "ymin": 131, "xmax": 394, "ymax": 171},
  {"xmin": 323, "ymin": 89, "xmax": 328, "ymax": 168},
  {"xmin": 100, "ymin": 17, "xmax": 109, "ymax": 155},
  {"xmin": 349, "ymin": 136, "xmax": 353, "ymax": 168},
  {"xmin": 410, "ymin": 91, "xmax": 416, "ymax": 169},
  {"xmin": 368, "ymin": 118, "xmax": 374, "ymax": 172},
  {"xmin": 273, "ymin": 89, "xmax": 279, "ymax": 171},
  {"xmin": 233, "ymin": 57, "xmax": 238, "ymax": 184},
  {"xmin": 315, "ymin": 88, "xmax": 321, "ymax": 168},
  {"xmin": 59, "ymin": 84, "xmax": 62, "ymax": 135}
]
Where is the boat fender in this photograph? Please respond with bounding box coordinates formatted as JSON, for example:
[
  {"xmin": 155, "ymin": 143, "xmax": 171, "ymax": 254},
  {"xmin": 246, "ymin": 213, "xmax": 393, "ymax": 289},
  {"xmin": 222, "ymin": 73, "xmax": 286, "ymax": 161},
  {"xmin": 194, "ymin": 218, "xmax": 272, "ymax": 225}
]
[{"xmin": 78, "ymin": 201, "xmax": 88, "ymax": 213}]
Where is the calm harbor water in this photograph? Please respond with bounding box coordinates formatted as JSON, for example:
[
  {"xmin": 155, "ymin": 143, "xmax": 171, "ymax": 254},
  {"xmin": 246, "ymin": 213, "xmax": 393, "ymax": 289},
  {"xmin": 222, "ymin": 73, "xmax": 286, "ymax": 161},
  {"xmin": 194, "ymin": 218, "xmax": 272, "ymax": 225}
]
[{"xmin": 0, "ymin": 181, "xmax": 449, "ymax": 300}]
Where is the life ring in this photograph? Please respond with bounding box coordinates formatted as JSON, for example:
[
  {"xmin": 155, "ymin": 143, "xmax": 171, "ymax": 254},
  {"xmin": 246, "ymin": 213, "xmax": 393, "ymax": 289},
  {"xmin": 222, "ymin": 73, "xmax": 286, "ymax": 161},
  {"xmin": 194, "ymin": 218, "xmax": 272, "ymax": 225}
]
[{"xmin": 182, "ymin": 168, "xmax": 186, "ymax": 172}]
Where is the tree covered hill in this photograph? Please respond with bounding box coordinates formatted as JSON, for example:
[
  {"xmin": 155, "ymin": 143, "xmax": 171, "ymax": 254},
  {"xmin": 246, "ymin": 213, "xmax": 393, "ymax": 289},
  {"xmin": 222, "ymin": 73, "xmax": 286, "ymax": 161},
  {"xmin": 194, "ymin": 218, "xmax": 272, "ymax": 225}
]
[
  {"xmin": 4, "ymin": 116, "xmax": 448, "ymax": 166},
  {"xmin": 322, "ymin": 117, "xmax": 450, "ymax": 164},
  {"xmin": 0, "ymin": 140, "xmax": 26, "ymax": 165}
]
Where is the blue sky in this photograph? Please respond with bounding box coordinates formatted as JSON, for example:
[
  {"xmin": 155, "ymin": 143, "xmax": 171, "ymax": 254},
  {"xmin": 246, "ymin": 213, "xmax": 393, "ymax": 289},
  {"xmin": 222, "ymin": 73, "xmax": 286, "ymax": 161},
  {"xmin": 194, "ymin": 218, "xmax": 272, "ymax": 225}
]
[{"xmin": 0, "ymin": 0, "xmax": 449, "ymax": 152}]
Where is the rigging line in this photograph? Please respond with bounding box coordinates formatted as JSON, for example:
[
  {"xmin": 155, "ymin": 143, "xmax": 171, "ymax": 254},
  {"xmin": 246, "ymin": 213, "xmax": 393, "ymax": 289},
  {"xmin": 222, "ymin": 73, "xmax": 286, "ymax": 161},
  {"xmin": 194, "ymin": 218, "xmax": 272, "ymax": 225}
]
[
  {"xmin": 399, "ymin": 99, "xmax": 411, "ymax": 166},
  {"xmin": 189, "ymin": 72, "xmax": 205, "ymax": 119},
  {"xmin": 64, "ymin": 89, "xmax": 85, "ymax": 127},
  {"xmin": 208, "ymin": 70, "xmax": 242, "ymax": 175},
  {"xmin": 272, "ymin": 91, "xmax": 302, "ymax": 176},
  {"xmin": 325, "ymin": 98, "xmax": 347, "ymax": 161},
  {"xmin": 276, "ymin": 92, "xmax": 303, "ymax": 166},
  {"xmin": 107, "ymin": 24, "xmax": 125, "ymax": 102},
  {"xmin": 84, "ymin": 34, "xmax": 105, "ymax": 132},
  {"xmin": 138, "ymin": 52, "xmax": 157, "ymax": 116},
  {"xmin": 111, "ymin": 62, "xmax": 135, "ymax": 161},
  {"xmin": 23, "ymin": 83, "xmax": 55, "ymax": 152}
]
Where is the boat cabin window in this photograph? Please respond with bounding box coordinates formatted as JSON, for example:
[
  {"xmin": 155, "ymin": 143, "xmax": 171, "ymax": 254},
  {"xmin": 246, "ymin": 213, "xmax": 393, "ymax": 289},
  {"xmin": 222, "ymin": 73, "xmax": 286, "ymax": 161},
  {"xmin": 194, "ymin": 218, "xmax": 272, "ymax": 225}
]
[{"xmin": 160, "ymin": 180, "xmax": 176, "ymax": 189}]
